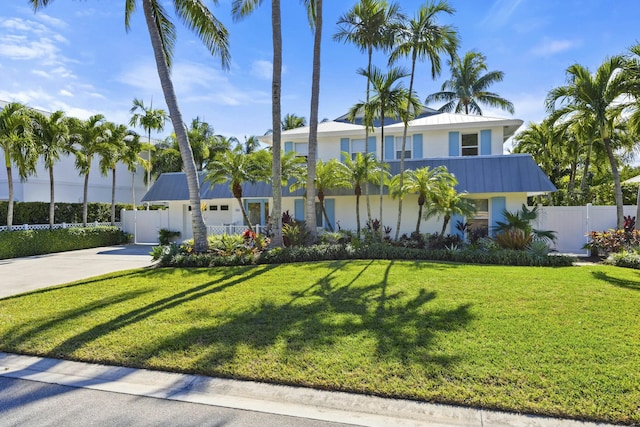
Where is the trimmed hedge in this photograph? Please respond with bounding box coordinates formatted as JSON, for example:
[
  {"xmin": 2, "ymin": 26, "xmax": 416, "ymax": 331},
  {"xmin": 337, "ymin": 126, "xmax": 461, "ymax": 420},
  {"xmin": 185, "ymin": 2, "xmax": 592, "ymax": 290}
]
[
  {"xmin": 0, "ymin": 202, "xmax": 133, "ymax": 226},
  {"xmin": 0, "ymin": 227, "xmax": 129, "ymax": 259},
  {"xmin": 156, "ymin": 243, "xmax": 576, "ymax": 268}
]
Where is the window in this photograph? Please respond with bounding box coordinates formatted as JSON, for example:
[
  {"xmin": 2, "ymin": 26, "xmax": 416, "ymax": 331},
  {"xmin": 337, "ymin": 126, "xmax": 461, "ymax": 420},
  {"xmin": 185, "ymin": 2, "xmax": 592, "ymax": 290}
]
[
  {"xmin": 467, "ymin": 199, "xmax": 488, "ymax": 237},
  {"xmin": 220, "ymin": 205, "xmax": 229, "ymax": 211},
  {"xmin": 461, "ymin": 133, "xmax": 478, "ymax": 156},
  {"xmin": 295, "ymin": 142, "xmax": 308, "ymax": 161},
  {"xmin": 351, "ymin": 139, "xmax": 366, "ymax": 160},
  {"xmin": 210, "ymin": 205, "xmax": 218, "ymax": 211},
  {"xmin": 395, "ymin": 137, "xmax": 411, "ymax": 160}
]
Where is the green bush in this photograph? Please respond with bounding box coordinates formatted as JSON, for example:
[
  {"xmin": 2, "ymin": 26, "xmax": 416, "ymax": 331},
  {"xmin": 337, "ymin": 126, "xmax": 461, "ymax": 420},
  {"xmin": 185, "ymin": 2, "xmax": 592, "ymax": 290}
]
[
  {"xmin": 0, "ymin": 227, "xmax": 129, "ymax": 259},
  {"xmin": 158, "ymin": 228, "xmax": 181, "ymax": 245},
  {"xmin": 605, "ymin": 250, "xmax": 640, "ymax": 269},
  {"xmin": 0, "ymin": 202, "xmax": 133, "ymax": 226}
]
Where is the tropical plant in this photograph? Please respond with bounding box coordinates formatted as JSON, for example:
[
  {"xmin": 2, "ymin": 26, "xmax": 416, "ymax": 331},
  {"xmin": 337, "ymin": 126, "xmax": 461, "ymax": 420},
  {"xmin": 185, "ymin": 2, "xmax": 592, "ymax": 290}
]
[
  {"xmin": 233, "ymin": 0, "xmax": 284, "ymax": 247},
  {"xmin": 545, "ymin": 56, "xmax": 628, "ymax": 228},
  {"xmin": 388, "ymin": 0, "xmax": 458, "ymax": 239},
  {"xmin": 423, "ymin": 178, "xmax": 476, "ymax": 236},
  {"xmin": 340, "ymin": 151, "xmax": 384, "ymax": 235},
  {"xmin": 29, "ymin": 109, "xmax": 70, "ymax": 229},
  {"xmin": 0, "ymin": 102, "xmax": 36, "ymax": 230},
  {"xmin": 31, "ymin": 0, "xmax": 230, "ymax": 253},
  {"xmin": 239, "ymin": 135, "xmax": 261, "ymax": 154},
  {"xmin": 68, "ymin": 115, "xmax": 109, "ymax": 226},
  {"xmin": 349, "ymin": 65, "xmax": 415, "ymax": 239},
  {"xmin": 493, "ymin": 204, "xmax": 557, "ymax": 250},
  {"xmin": 205, "ymin": 147, "xmax": 271, "ymax": 232},
  {"xmin": 334, "ymin": 0, "xmax": 403, "ymax": 222},
  {"xmin": 186, "ymin": 117, "xmax": 233, "ymax": 170},
  {"xmin": 425, "ymin": 50, "xmax": 514, "ymax": 115},
  {"xmin": 290, "ymin": 159, "xmax": 351, "ymax": 232},
  {"xmin": 281, "ymin": 113, "xmax": 307, "ymax": 130},
  {"xmin": 128, "ymin": 97, "xmax": 167, "ymax": 191}
]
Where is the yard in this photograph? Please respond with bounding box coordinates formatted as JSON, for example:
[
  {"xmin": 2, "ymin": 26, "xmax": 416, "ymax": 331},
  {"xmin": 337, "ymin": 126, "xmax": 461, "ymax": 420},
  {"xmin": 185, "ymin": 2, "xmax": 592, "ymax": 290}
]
[{"xmin": 0, "ymin": 261, "xmax": 638, "ymax": 424}]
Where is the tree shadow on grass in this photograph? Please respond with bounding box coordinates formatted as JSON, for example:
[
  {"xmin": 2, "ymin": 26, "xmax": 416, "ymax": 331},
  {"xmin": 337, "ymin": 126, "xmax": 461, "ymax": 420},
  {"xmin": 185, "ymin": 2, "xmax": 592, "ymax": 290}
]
[
  {"xmin": 591, "ymin": 270, "xmax": 640, "ymax": 291},
  {"xmin": 137, "ymin": 261, "xmax": 473, "ymax": 392}
]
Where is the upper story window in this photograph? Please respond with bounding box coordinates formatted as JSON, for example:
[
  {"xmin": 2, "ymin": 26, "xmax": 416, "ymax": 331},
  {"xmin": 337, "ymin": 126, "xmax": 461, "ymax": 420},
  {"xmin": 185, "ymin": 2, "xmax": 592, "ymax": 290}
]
[
  {"xmin": 294, "ymin": 142, "xmax": 308, "ymax": 161},
  {"xmin": 395, "ymin": 136, "xmax": 411, "ymax": 160},
  {"xmin": 461, "ymin": 133, "xmax": 478, "ymax": 156},
  {"xmin": 351, "ymin": 139, "xmax": 366, "ymax": 160}
]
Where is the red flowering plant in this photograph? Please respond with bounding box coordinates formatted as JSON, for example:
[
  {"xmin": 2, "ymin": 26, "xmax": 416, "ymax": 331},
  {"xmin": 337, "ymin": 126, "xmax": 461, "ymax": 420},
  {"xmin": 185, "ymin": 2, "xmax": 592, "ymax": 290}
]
[{"xmin": 242, "ymin": 229, "xmax": 269, "ymax": 253}]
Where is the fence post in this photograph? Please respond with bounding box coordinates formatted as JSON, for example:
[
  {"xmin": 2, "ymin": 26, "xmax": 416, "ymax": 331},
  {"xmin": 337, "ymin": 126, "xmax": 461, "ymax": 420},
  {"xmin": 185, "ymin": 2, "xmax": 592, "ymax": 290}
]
[{"xmin": 23, "ymin": 224, "xmax": 29, "ymax": 231}]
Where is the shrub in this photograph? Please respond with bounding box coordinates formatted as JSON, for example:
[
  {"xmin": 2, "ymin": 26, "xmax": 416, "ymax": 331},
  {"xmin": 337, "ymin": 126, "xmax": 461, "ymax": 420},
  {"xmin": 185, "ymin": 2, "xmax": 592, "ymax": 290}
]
[
  {"xmin": 604, "ymin": 250, "xmax": 640, "ymax": 269},
  {"xmin": 0, "ymin": 201, "xmax": 131, "ymax": 225},
  {"xmin": 0, "ymin": 226, "xmax": 128, "ymax": 259},
  {"xmin": 158, "ymin": 229, "xmax": 181, "ymax": 245},
  {"xmin": 587, "ymin": 229, "xmax": 640, "ymax": 256}
]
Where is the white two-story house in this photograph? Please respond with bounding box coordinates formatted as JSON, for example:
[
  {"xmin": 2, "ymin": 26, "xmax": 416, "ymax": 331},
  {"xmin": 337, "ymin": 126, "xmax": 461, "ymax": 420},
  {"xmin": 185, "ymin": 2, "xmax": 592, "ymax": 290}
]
[{"xmin": 142, "ymin": 108, "xmax": 555, "ymax": 239}]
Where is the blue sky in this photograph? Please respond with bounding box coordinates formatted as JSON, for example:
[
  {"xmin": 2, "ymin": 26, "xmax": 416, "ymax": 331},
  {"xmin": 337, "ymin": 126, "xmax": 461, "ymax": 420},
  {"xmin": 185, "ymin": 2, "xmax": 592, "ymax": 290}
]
[{"xmin": 1, "ymin": 0, "xmax": 639, "ymax": 146}]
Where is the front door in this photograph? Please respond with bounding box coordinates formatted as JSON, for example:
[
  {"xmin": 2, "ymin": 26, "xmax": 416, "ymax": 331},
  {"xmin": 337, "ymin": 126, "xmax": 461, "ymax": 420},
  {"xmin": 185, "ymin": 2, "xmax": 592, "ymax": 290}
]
[{"xmin": 245, "ymin": 199, "xmax": 269, "ymax": 227}]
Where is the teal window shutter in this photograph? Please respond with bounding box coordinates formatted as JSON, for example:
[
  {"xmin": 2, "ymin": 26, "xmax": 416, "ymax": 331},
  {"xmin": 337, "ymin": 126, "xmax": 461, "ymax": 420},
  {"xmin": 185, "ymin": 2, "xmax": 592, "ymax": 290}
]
[
  {"xmin": 480, "ymin": 130, "xmax": 492, "ymax": 155},
  {"xmin": 448, "ymin": 132, "xmax": 459, "ymax": 156},
  {"xmin": 491, "ymin": 197, "xmax": 506, "ymax": 236},
  {"xmin": 384, "ymin": 135, "xmax": 394, "ymax": 160},
  {"xmin": 412, "ymin": 134, "xmax": 423, "ymax": 159},
  {"xmin": 324, "ymin": 199, "xmax": 335, "ymax": 230},
  {"xmin": 451, "ymin": 213, "xmax": 464, "ymax": 238},
  {"xmin": 284, "ymin": 141, "xmax": 294, "ymax": 154},
  {"xmin": 294, "ymin": 199, "xmax": 305, "ymax": 222},
  {"xmin": 368, "ymin": 136, "xmax": 376, "ymax": 155},
  {"xmin": 340, "ymin": 138, "xmax": 350, "ymax": 162}
]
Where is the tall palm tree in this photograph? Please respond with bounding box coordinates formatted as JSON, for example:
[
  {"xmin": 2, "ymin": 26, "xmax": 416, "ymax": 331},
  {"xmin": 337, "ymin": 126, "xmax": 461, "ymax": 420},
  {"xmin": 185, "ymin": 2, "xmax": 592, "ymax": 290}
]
[
  {"xmin": 426, "ymin": 50, "xmax": 514, "ymax": 115},
  {"xmin": 303, "ymin": 0, "xmax": 322, "ymax": 242},
  {"xmin": 32, "ymin": 0, "xmax": 230, "ymax": 253},
  {"xmin": 29, "ymin": 109, "xmax": 71, "ymax": 229},
  {"xmin": 68, "ymin": 115, "xmax": 109, "ymax": 226},
  {"xmin": 290, "ymin": 158, "xmax": 350, "ymax": 232},
  {"xmin": 546, "ymin": 57, "xmax": 628, "ymax": 228},
  {"xmin": 233, "ymin": 0, "xmax": 284, "ymax": 247},
  {"xmin": 340, "ymin": 151, "xmax": 384, "ymax": 235},
  {"xmin": 281, "ymin": 113, "xmax": 307, "ymax": 130},
  {"xmin": 334, "ymin": 0, "xmax": 403, "ymax": 223},
  {"xmin": 349, "ymin": 65, "xmax": 414, "ymax": 239},
  {"xmin": 398, "ymin": 165, "xmax": 455, "ymax": 234},
  {"xmin": 424, "ymin": 178, "xmax": 476, "ymax": 236},
  {"xmin": 205, "ymin": 147, "xmax": 271, "ymax": 232},
  {"xmin": 389, "ymin": 0, "xmax": 458, "ymax": 239},
  {"xmin": 128, "ymin": 97, "xmax": 167, "ymax": 192},
  {"xmin": 0, "ymin": 102, "xmax": 35, "ymax": 230},
  {"xmin": 240, "ymin": 135, "xmax": 261, "ymax": 154}
]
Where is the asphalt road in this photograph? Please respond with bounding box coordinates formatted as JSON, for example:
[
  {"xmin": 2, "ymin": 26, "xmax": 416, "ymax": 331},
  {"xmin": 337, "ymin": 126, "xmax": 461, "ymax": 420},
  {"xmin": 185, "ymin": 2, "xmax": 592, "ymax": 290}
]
[{"xmin": 0, "ymin": 377, "xmax": 354, "ymax": 427}]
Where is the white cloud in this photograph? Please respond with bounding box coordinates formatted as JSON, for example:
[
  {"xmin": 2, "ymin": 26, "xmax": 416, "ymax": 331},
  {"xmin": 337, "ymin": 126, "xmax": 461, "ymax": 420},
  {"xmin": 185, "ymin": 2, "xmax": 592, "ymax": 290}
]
[
  {"xmin": 59, "ymin": 89, "xmax": 73, "ymax": 97},
  {"xmin": 251, "ymin": 60, "xmax": 273, "ymax": 80},
  {"xmin": 481, "ymin": 0, "xmax": 524, "ymax": 29},
  {"xmin": 531, "ymin": 38, "xmax": 579, "ymax": 57}
]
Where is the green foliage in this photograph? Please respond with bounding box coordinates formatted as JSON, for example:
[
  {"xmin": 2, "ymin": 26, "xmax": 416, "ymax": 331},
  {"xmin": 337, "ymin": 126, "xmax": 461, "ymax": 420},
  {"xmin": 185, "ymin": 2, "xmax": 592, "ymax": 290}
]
[
  {"xmin": 282, "ymin": 222, "xmax": 312, "ymax": 247},
  {"xmin": 494, "ymin": 204, "xmax": 556, "ymax": 250},
  {"xmin": 158, "ymin": 228, "xmax": 181, "ymax": 245},
  {"xmin": 604, "ymin": 250, "xmax": 640, "ymax": 269},
  {"xmin": 0, "ymin": 226, "xmax": 127, "ymax": 259},
  {"xmin": 0, "ymin": 201, "xmax": 130, "ymax": 226},
  {"xmin": 587, "ymin": 229, "xmax": 640, "ymax": 256}
]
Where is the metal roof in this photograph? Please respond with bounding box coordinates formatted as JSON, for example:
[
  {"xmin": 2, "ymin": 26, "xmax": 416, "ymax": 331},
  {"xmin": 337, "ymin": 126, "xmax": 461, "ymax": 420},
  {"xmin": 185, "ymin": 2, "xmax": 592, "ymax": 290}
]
[{"xmin": 141, "ymin": 154, "xmax": 555, "ymax": 202}]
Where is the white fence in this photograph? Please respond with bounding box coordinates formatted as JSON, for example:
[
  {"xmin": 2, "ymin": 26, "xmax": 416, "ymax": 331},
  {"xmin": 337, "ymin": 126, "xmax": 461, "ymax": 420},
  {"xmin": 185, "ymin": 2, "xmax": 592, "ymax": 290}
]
[
  {"xmin": 207, "ymin": 224, "xmax": 265, "ymax": 236},
  {"xmin": 0, "ymin": 222, "xmax": 121, "ymax": 232}
]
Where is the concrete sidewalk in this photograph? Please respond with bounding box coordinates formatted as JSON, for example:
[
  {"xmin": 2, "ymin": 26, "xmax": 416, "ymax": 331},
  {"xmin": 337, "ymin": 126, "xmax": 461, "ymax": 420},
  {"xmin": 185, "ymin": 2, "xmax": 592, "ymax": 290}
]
[
  {"xmin": 0, "ymin": 245, "xmax": 153, "ymax": 299},
  {"xmin": 0, "ymin": 352, "xmax": 614, "ymax": 427}
]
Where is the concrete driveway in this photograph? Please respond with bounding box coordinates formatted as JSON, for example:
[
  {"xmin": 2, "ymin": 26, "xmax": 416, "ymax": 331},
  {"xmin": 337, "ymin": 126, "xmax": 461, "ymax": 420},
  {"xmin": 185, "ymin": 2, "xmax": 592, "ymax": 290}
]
[{"xmin": 0, "ymin": 245, "xmax": 154, "ymax": 299}]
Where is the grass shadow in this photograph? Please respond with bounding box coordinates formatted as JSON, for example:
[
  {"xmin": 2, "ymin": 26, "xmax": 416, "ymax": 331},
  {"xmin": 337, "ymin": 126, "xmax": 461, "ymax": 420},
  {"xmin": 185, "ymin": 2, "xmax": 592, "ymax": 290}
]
[{"xmin": 591, "ymin": 270, "xmax": 640, "ymax": 291}]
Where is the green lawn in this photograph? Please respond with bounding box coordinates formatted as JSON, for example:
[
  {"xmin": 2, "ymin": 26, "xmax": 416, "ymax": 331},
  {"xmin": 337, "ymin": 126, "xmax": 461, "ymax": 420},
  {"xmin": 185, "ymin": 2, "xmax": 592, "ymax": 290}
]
[{"xmin": 0, "ymin": 261, "xmax": 638, "ymax": 424}]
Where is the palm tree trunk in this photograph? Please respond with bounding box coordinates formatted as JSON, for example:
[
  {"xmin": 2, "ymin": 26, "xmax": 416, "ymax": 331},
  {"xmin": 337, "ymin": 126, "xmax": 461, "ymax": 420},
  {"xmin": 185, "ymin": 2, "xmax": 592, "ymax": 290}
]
[
  {"xmin": 395, "ymin": 53, "xmax": 417, "ymax": 240},
  {"xmin": 83, "ymin": 171, "xmax": 89, "ymax": 226},
  {"xmin": 142, "ymin": 0, "xmax": 208, "ymax": 252},
  {"xmin": 441, "ymin": 215, "xmax": 450, "ymax": 236},
  {"xmin": 318, "ymin": 192, "xmax": 333, "ymax": 232},
  {"xmin": 270, "ymin": 0, "xmax": 284, "ymax": 247},
  {"xmin": 49, "ymin": 166, "xmax": 55, "ymax": 229},
  {"xmin": 604, "ymin": 137, "xmax": 624, "ymax": 228},
  {"xmin": 306, "ymin": 0, "xmax": 322, "ymax": 242},
  {"xmin": 580, "ymin": 141, "xmax": 593, "ymax": 195},
  {"xmin": 5, "ymin": 158, "xmax": 13, "ymax": 231},
  {"xmin": 237, "ymin": 197, "xmax": 254, "ymax": 232},
  {"xmin": 355, "ymin": 186, "xmax": 361, "ymax": 235},
  {"xmin": 111, "ymin": 168, "xmax": 116, "ymax": 226},
  {"xmin": 364, "ymin": 46, "xmax": 373, "ymax": 223},
  {"xmin": 379, "ymin": 114, "xmax": 385, "ymax": 242},
  {"xmin": 416, "ymin": 200, "xmax": 424, "ymax": 234}
]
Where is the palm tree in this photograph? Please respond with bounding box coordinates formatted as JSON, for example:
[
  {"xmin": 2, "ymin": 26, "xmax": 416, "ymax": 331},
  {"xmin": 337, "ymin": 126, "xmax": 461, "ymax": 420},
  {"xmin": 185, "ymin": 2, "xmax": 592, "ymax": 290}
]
[
  {"xmin": 425, "ymin": 50, "xmax": 514, "ymax": 115},
  {"xmin": 205, "ymin": 147, "xmax": 271, "ymax": 232},
  {"xmin": 233, "ymin": 0, "xmax": 284, "ymax": 247},
  {"xmin": 389, "ymin": 0, "xmax": 458, "ymax": 239},
  {"xmin": 240, "ymin": 135, "xmax": 261, "ymax": 154},
  {"xmin": 29, "ymin": 109, "xmax": 71, "ymax": 229},
  {"xmin": 0, "ymin": 102, "xmax": 36, "ymax": 230},
  {"xmin": 349, "ymin": 65, "xmax": 414, "ymax": 239},
  {"xmin": 128, "ymin": 98, "xmax": 167, "ymax": 192},
  {"xmin": 398, "ymin": 165, "xmax": 455, "ymax": 234},
  {"xmin": 424, "ymin": 179, "xmax": 476, "ymax": 236},
  {"xmin": 281, "ymin": 113, "xmax": 307, "ymax": 130},
  {"xmin": 545, "ymin": 57, "xmax": 628, "ymax": 228},
  {"xmin": 334, "ymin": 0, "xmax": 403, "ymax": 224},
  {"xmin": 290, "ymin": 159, "xmax": 350, "ymax": 232},
  {"xmin": 68, "ymin": 115, "xmax": 109, "ymax": 226},
  {"xmin": 340, "ymin": 151, "xmax": 384, "ymax": 235},
  {"xmin": 186, "ymin": 117, "xmax": 230, "ymax": 170},
  {"xmin": 304, "ymin": 0, "xmax": 322, "ymax": 243}
]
